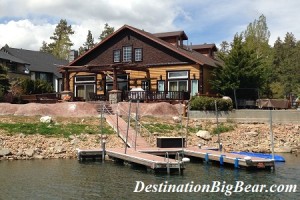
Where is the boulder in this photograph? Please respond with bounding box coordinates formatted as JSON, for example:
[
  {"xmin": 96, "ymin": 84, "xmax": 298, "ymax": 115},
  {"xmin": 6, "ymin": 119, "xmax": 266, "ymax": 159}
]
[
  {"xmin": 40, "ymin": 116, "xmax": 52, "ymax": 123},
  {"xmin": 54, "ymin": 146, "xmax": 66, "ymax": 154},
  {"xmin": 172, "ymin": 116, "xmax": 181, "ymax": 123},
  {"xmin": 25, "ymin": 149, "xmax": 35, "ymax": 157},
  {"xmin": 0, "ymin": 148, "xmax": 11, "ymax": 156},
  {"xmin": 244, "ymin": 131, "xmax": 259, "ymax": 137},
  {"xmin": 196, "ymin": 130, "xmax": 212, "ymax": 140},
  {"xmin": 33, "ymin": 155, "xmax": 44, "ymax": 159}
]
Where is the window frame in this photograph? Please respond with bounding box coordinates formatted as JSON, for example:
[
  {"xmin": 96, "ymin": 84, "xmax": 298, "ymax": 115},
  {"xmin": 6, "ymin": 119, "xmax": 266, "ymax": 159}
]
[
  {"xmin": 167, "ymin": 70, "xmax": 189, "ymax": 79},
  {"xmin": 74, "ymin": 75, "xmax": 96, "ymax": 83},
  {"xmin": 134, "ymin": 48, "xmax": 143, "ymax": 62},
  {"xmin": 113, "ymin": 49, "xmax": 121, "ymax": 63},
  {"xmin": 122, "ymin": 46, "xmax": 132, "ymax": 62}
]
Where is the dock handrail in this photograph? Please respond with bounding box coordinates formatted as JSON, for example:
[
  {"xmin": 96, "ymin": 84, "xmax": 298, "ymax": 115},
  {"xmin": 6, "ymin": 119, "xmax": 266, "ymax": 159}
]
[
  {"xmin": 164, "ymin": 152, "xmax": 170, "ymax": 174},
  {"xmin": 116, "ymin": 103, "xmax": 153, "ymax": 144}
]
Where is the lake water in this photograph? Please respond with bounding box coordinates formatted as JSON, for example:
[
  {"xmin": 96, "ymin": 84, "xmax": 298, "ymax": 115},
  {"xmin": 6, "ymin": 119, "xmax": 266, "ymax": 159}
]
[{"xmin": 0, "ymin": 153, "xmax": 299, "ymax": 200}]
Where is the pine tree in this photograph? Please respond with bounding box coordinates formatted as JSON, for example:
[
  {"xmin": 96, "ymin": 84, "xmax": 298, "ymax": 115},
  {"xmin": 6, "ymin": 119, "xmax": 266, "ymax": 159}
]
[
  {"xmin": 211, "ymin": 34, "xmax": 264, "ymax": 97},
  {"xmin": 40, "ymin": 19, "xmax": 74, "ymax": 60},
  {"xmin": 79, "ymin": 30, "xmax": 95, "ymax": 55},
  {"xmin": 272, "ymin": 33, "xmax": 300, "ymax": 97},
  {"xmin": 0, "ymin": 64, "xmax": 10, "ymax": 99},
  {"xmin": 99, "ymin": 23, "xmax": 114, "ymax": 41}
]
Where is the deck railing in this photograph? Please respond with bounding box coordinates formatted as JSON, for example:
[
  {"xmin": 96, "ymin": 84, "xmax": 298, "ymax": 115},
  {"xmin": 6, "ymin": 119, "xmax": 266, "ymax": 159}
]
[{"xmin": 123, "ymin": 91, "xmax": 190, "ymax": 101}]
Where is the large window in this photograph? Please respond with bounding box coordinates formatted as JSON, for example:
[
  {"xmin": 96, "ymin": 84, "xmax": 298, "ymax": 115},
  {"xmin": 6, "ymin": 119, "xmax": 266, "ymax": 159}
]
[
  {"xmin": 74, "ymin": 75, "xmax": 96, "ymax": 100},
  {"xmin": 134, "ymin": 48, "xmax": 142, "ymax": 61},
  {"xmin": 113, "ymin": 50, "xmax": 121, "ymax": 62},
  {"xmin": 123, "ymin": 46, "xmax": 132, "ymax": 62},
  {"xmin": 168, "ymin": 80, "xmax": 188, "ymax": 91},
  {"xmin": 167, "ymin": 70, "xmax": 189, "ymax": 92},
  {"xmin": 36, "ymin": 72, "xmax": 53, "ymax": 83},
  {"xmin": 106, "ymin": 74, "xmax": 128, "ymax": 91}
]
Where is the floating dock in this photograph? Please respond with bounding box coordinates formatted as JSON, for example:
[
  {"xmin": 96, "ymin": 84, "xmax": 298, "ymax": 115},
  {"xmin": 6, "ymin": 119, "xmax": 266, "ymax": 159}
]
[
  {"xmin": 76, "ymin": 113, "xmax": 275, "ymax": 173},
  {"xmin": 77, "ymin": 147, "xmax": 275, "ymax": 170},
  {"xmin": 184, "ymin": 147, "xmax": 275, "ymax": 169},
  {"xmin": 106, "ymin": 148, "xmax": 184, "ymax": 173}
]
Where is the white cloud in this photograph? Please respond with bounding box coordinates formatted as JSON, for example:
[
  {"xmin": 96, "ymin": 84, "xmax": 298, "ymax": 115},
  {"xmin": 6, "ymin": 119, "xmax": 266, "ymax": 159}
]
[{"xmin": 0, "ymin": 0, "xmax": 300, "ymax": 51}]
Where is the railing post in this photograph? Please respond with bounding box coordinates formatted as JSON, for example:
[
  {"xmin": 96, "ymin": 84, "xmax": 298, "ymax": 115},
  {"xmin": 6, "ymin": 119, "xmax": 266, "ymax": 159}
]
[{"xmin": 125, "ymin": 100, "xmax": 132, "ymax": 154}]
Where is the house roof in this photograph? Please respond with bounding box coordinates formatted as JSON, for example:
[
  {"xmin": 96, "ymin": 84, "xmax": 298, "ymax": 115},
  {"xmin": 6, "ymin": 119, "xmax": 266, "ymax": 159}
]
[
  {"xmin": 153, "ymin": 31, "xmax": 188, "ymax": 40},
  {"xmin": 0, "ymin": 50, "xmax": 28, "ymax": 64},
  {"xmin": 70, "ymin": 24, "xmax": 221, "ymax": 68},
  {"xmin": 190, "ymin": 44, "xmax": 217, "ymax": 51},
  {"xmin": 2, "ymin": 47, "xmax": 68, "ymax": 78}
]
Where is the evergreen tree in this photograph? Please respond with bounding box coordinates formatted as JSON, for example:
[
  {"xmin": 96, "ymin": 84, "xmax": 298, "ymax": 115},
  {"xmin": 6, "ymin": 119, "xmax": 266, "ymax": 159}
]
[
  {"xmin": 272, "ymin": 33, "xmax": 300, "ymax": 97},
  {"xmin": 40, "ymin": 19, "xmax": 74, "ymax": 60},
  {"xmin": 79, "ymin": 30, "xmax": 95, "ymax": 55},
  {"xmin": 211, "ymin": 34, "xmax": 264, "ymax": 97},
  {"xmin": 40, "ymin": 41, "xmax": 51, "ymax": 53},
  {"xmin": 99, "ymin": 23, "xmax": 114, "ymax": 41},
  {"xmin": 243, "ymin": 14, "xmax": 273, "ymax": 97},
  {"xmin": 0, "ymin": 64, "xmax": 10, "ymax": 100}
]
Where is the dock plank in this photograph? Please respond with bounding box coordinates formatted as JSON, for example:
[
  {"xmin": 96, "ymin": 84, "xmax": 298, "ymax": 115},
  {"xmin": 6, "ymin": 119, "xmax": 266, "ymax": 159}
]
[{"xmin": 106, "ymin": 148, "xmax": 183, "ymax": 170}]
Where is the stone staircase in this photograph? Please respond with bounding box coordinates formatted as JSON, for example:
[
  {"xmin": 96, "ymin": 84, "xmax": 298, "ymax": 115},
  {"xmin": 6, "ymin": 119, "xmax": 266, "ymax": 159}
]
[{"xmin": 89, "ymin": 101, "xmax": 114, "ymax": 115}]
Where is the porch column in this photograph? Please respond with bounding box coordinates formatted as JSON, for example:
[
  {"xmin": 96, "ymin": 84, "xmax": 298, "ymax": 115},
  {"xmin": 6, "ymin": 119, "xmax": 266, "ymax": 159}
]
[
  {"xmin": 146, "ymin": 70, "xmax": 150, "ymax": 90},
  {"xmin": 65, "ymin": 69, "xmax": 70, "ymax": 91},
  {"xmin": 109, "ymin": 66, "xmax": 122, "ymax": 104},
  {"xmin": 113, "ymin": 66, "xmax": 118, "ymax": 90}
]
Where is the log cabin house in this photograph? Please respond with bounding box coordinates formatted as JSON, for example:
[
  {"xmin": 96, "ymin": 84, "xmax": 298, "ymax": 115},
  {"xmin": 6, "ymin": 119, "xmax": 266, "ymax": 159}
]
[{"xmin": 59, "ymin": 24, "xmax": 221, "ymax": 103}]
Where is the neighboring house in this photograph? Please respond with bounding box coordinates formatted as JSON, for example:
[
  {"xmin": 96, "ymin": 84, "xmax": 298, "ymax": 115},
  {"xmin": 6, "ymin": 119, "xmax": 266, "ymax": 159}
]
[
  {"xmin": 1, "ymin": 46, "xmax": 68, "ymax": 92},
  {"xmin": 59, "ymin": 24, "xmax": 221, "ymax": 101},
  {"xmin": 0, "ymin": 50, "xmax": 30, "ymax": 80}
]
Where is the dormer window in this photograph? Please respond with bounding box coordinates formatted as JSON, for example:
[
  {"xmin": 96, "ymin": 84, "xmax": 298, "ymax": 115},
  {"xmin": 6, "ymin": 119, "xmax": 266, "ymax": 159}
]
[{"xmin": 123, "ymin": 46, "xmax": 132, "ymax": 62}]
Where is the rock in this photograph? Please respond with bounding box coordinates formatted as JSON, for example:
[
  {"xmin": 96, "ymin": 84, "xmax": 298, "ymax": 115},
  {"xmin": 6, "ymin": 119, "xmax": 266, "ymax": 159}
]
[
  {"xmin": 69, "ymin": 135, "xmax": 76, "ymax": 140},
  {"xmin": 196, "ymin": 130, "xmax": 212, "ymax": 140},
  {"xmin": 33, "ymin": 155, "xmax": 44, "ymax": 159},
  {"xmin": 16, "ymin": 150, "xmax": 23, "ymax": 156},
  {"xmin": 274, "ymin": 146, "xmax": 292, "ymax": 153},
  {"xmin": 172, "ymin": 116, "xmax": 181, "ymax": 123},
  {"xmin": 244, "ymin": 131, "xmax": 259, "ymax": 137},
  {"xmin": 40, "ymin": 116, "xmax": 52, "ymax": 123},
  {"xmin": 70, "ymin": 138, "xmax": 80, "ymax": 145},
  {"xmin": 54, "ymin": 146, "xmax": 66, "ymax": 154},
  {"xmin": 25, "ymin": 149, "xmax": 35, "ymax": 157},
  {"xmin": 0, "ymin": 148, "xmax": 11, "ymax": 156}
]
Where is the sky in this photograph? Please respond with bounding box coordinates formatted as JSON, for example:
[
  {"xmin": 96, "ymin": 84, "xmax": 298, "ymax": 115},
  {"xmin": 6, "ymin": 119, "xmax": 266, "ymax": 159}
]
[{"xmin": 0, "ymin": 0, "xmax": 299, "ymax": 51}]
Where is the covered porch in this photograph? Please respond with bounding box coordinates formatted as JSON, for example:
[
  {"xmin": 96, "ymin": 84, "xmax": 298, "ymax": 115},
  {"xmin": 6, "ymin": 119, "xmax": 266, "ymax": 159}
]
[{"xmin": 58, "ymin": 63, "xmax": 190, "ymax": 103}]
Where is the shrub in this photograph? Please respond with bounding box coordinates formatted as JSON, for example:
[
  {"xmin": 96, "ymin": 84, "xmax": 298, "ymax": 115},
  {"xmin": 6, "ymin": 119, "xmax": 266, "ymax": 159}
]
[
  {"xmin": 212, "ymin": 123, "xmax": 235, "ymax": 135},
  {"xmin": 20, "ymin": 78, "xmax": 53, "ymax": 94},
  {"xmin": 190, "ymin": 96, "xmax": 233, "ymax": 111}
]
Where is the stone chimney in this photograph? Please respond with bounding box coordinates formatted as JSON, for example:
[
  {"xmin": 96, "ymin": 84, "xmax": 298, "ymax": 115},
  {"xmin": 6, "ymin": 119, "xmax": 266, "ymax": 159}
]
[{"xmin": 68, "ymin": 50, "xmax": 78, "ymax": 62}]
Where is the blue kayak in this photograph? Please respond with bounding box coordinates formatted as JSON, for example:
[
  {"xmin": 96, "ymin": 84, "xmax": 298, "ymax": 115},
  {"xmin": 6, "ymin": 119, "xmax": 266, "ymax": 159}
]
[{"xmin": 232, "ymin": 152, "xmax": 285, "ymax": 162}]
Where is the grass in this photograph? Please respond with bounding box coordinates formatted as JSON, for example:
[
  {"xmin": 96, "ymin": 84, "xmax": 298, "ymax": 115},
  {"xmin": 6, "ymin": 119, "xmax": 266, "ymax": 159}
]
[
  {"xmin": 141, "ymin": 122, "xmax": 199, "ymax": 134},
  {"xmin": 0, "ymin": 116, "xmax": 115, "ymax": 137},
  {"xmin": 212, "ymin": 123, "xmax": 235, "ymax": 135}
]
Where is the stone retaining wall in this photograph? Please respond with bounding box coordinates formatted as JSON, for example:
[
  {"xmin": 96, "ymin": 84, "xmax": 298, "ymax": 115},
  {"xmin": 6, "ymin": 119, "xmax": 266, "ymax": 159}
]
[{"xmin": 189, "ymin": 110, "xmax": 300, "ymax": 124}]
